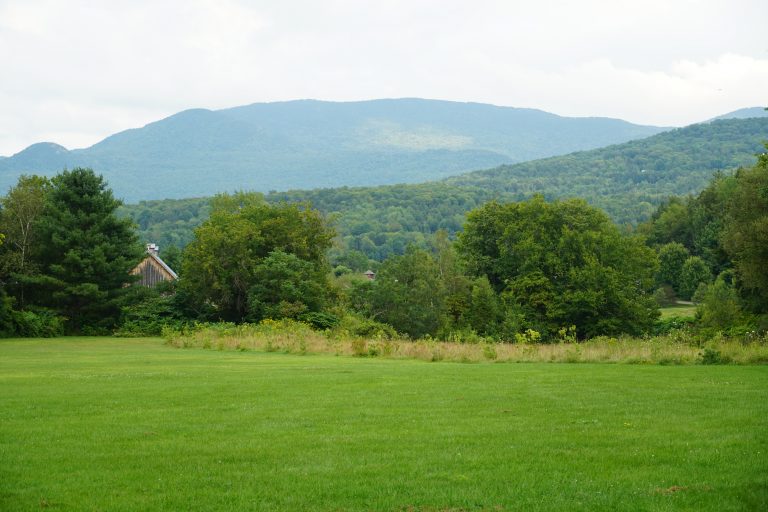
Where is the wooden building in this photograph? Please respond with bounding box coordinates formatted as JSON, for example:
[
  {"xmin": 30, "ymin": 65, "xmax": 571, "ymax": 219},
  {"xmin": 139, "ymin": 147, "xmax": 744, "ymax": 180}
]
[{"xmin": 131, "ymin": 243, "xmax": 178, "ymax": 287}]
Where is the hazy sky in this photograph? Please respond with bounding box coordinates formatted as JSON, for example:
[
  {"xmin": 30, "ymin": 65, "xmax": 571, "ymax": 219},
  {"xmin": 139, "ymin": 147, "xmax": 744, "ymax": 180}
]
[{"xmin": 1, "ymin": 0, "xmax": 766, "ymax": 155}]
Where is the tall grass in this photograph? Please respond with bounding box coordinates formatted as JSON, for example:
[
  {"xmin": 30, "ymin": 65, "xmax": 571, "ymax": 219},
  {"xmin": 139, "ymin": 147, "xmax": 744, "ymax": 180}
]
[{"xmin": 163, "ymin": 320, "xmax": 768, "ymax": 365}]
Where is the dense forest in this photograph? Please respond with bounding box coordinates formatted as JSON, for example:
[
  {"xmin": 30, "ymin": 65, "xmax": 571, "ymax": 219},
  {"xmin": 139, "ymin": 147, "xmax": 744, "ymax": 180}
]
[
  {"xmin": 119, "ymin": 117, "xmax": 768, "ymax": 263},
  {"xmin": 2, "ymin": 143, "xmax": 766, "ymax": 339}
]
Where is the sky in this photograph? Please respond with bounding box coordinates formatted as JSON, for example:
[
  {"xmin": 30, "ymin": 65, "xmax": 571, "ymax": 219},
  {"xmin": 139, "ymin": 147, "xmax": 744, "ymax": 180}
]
[{"xmin": 0, "ymin": 0, "xmax": 766, "ymax": 155}]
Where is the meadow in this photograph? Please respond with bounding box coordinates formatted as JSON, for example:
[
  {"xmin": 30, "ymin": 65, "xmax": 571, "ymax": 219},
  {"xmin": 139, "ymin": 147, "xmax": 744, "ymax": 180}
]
[
  {"xmin": 163, "ymin": 320, "xmax": 768, "ymax": 366},
  {"xmin": 659, "ymin": 305, "xmax": 698, "ymax": 320},
  {"xmin": 1, "ymin": 337, "xmax": 767, "ymax": 511}
]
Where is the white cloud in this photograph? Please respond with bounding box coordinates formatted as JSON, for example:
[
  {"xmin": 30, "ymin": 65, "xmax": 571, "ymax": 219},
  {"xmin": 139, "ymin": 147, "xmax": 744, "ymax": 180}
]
[{"xmin": 0, "ymin": 0, "xmax": 766, "ymax": 154}]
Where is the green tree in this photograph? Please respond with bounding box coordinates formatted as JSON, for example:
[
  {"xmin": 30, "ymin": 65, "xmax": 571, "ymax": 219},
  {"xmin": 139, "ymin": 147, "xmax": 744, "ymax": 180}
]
[
  {"xmin": 0, "ymin": 175, "xmax": 50, "ymax": 307},
  {"xmin": 369, "ymin": 246, "xmax": 447, "ymax": 338},
  {"xmin": 431, "ymin": 230, "xmax": 471, "ymax": 329},
  {"xmin": 722, "ymin": 148, "xmax": 768, "ymax": 311},
  {"xmin": 247, "ymin": 250, "xmax": 329, "ymax": 321},
  {"xmin": 34, "ymin": 168, "xmax": 143, "ymax": 332},
  {"xmin": 678, "ymin": 256, "xmax": 711, "ymax": 300},
  {"xmin": 180, "ymin": 193, "xmax": 334, "ymax": 322},
  {"xmin": 644, "ymin": 198, "xmax": 694, "ymax": 249},
  {"xmin": 656, "ymin": 242, "xmax": 690, "ymax": 294},
  {"xmin": 465, "ymin": 276, "xmax": 502, "ymax": 336},
  {"xmin": 698, "ymin": 273, "xmax": 742, "ymax": 329},
  {"xmin": 159, "ymin": 244, "xmax": 181, "ymax": 275},
  {"xmin": 457, "ymin": 196, "xmax": 659, "ymax": 338}
]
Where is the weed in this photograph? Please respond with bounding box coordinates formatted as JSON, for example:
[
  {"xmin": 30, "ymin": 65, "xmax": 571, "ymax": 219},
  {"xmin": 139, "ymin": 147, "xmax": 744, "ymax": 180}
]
[
  {"xmin": 162, "ymin": 322, "xmax": 768, "ymax": 365},
  {"xmin": 351, "ymin": 338, "xmax": 368, "ymax": 357}
]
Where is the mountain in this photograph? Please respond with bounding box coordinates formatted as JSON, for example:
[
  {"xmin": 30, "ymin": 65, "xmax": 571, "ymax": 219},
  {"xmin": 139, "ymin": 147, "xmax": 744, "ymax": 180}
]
[
  {"xmin": 709, "ymin": 107, "xmax": 768, "ymax": 121},
  {"xmin": 0, "ymin": 99, "xmax": 666, "ymax": 201},
  {"xmin": 120, "ymin": 117, "xmax": 768, "ymax": 260},
  {"xmin": 4, "ymin": 142, "xmax": 70, "ymax": 170},
  {"xmin": 444, "ymin": 118, "xmax": 768, "ymax": 222}
]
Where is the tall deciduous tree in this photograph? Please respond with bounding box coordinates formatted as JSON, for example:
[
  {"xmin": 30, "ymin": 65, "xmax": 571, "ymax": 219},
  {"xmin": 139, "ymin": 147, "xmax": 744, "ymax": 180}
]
[
  {"xmin": 656, "ymin": 242, "xmax": 690, "ymax": 294},
  {"xmin": 34, "ymin": 168, "xmax": 142, "ymax": 332},
  {"xmin": 180, "ymin": 193, "xmax": 334, "ymax": 322},
  {"xmin": 722, "ymin": 147, "xmax": 768, "ymax": 312},
  {"xmin": 678, "ymin": 256, "xmax": 711, "ymax": 300},
  {"xmin": 248, "ymin": 250, "xmax": 328, "ymax": 321},
  {"xmin": 457, "ymin": 196, "xmax": 659, "ymax": 338},
  {"xmin": 0, "ymin": 175, "xmax": 50, "ymax": 306},
  {"xmin": 368, "ymin": 246, "xmax": 447, "ymax": 338}
]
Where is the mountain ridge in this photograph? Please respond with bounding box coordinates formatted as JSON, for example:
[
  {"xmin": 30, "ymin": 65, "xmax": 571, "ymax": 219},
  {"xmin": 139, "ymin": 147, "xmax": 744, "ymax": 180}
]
[
  {"xmin": 119, "ymin": 116, "xmax": 768, "ymax": 260},
  {"xmin": 0, "ymin": 98, "xmax": 667, "ymax": 201}
]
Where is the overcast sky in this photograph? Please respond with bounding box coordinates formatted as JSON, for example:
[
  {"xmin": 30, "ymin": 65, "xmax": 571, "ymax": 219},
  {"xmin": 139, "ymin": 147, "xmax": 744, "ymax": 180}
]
[{"xmin": 0, "ymin": 0, "xmax": 766, "ymax": 155}]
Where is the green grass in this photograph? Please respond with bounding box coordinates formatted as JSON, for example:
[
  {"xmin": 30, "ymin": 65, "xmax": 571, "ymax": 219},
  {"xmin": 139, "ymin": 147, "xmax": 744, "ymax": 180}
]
[
  {"xmin": 659, "ymin": 304, "xmax": 698, "ymax": 319},
  {"xmin": 1, "ymin": 337, "xmax": 767, "ymax": 511}
]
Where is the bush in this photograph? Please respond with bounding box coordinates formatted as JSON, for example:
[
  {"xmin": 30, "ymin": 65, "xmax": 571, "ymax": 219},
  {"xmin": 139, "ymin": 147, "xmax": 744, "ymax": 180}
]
[
  {"xmin": 299, "ymin": 311, "xmax": 340, "ymax": 330},
  {"xmin": 0, "ymin": 291, "xmax": 15, "ymax": 337},
  {"xmin": 336, "ymin": 314, "xmax": 398, "ymax": 340},
  {"xmin": 653, "ymin": 316, "xmax": 695, "ymax": 335},
  {"xmin": 115, "ymin": 291, "xmax": 189, "ymax": 337},
  {"xmin": 515, "ymin": 329, "xmax": 542, "ymax": 344},
  {"xmin": 12, "ymin": 309, "xmax": 66, "ymax": 337},
  {"xmin": 699, "ymin": 346, "xmax": 732, "ymax": 365}
]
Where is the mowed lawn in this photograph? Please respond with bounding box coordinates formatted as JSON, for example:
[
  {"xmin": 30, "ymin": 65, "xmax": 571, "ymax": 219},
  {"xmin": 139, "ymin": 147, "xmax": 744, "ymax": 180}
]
[{"xmin": 1, "ymin": 338, "xmax": 766, "ymax": 511}]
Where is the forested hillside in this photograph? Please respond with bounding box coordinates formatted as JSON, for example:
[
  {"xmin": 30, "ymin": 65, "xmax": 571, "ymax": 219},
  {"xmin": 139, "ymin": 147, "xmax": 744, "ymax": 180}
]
[
  {"xmin": 0, "ymin": 99, "xmax": 665, "ymax": 202},
  {"xmin": 119, "ymin": 117, "xmax": 767, "ymax": 261},
  {"xmin": 445, "ymin": 118, "xmax": 768, "ymax": 222}
]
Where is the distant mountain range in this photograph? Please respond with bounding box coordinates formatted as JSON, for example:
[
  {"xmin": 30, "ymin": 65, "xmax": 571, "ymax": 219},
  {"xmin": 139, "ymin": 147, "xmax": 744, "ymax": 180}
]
[
  {"xmin": 0, "ymin": 99, "xmax": 668, "ymax": 201},
  {"xmin": 709, "ymin": 107, "xmax": 768, "ymax": 121},
  {"xmin": 121, "ymin": 116, "xmax": 768, "ymax": 259}
]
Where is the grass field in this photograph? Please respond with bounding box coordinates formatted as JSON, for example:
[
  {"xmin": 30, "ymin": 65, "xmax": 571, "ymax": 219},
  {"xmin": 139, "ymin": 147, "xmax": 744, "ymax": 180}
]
[
  {"xmin": 659, "ymin": 304, "xmax": 698, "ymax": 319},
  {"xmin": 1, "ymin": 337, "xmax": 767, "ymax": 511}
]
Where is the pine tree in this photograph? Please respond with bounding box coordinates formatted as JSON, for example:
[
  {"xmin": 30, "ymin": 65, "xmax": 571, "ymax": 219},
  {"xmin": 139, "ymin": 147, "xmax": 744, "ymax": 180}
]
[{"xmin": 35, "ymin": 168, "xmax": 143, "ymax": 332}]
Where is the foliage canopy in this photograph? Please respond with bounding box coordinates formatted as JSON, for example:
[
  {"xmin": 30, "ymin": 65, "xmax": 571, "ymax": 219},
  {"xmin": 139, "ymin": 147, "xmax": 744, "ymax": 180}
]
[
  {"xmin": 457, "ymin": 196, "xmax": 659, "ymax": 338},
  {"xmin": 180, "ymin": 193, "xmax": 335, "ymax": 322}
]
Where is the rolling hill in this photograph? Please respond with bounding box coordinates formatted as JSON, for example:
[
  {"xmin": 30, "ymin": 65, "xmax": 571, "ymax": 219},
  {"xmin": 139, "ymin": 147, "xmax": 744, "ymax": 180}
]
[
  {"xmin": 119, "ymin": 117, "xmax": 768, "ymax": 261},
  {"xmin": 0, "ymin": 99, "xmax": 666, "ymax": 201},
  {"xmin": 710, "ymin": 106, "xmax": 768, "ymax": 121}
]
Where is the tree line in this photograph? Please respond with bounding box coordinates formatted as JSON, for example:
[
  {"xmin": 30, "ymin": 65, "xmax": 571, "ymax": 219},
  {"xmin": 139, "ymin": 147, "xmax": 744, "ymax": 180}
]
[{"xmin": 2, "ymin": 147, "xmax": 766, "ymax": 339}]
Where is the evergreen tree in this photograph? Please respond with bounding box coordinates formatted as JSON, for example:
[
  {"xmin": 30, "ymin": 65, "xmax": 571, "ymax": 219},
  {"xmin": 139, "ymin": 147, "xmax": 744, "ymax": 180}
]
[{"xmin": 34, "ymin": 168, "xmax": 143, "ymax": 332}]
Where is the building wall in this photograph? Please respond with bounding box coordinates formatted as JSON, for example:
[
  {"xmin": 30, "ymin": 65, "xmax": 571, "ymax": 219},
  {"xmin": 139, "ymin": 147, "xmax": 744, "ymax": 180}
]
[{"xmin": 133, "ymin": 258, "xmax": 174, "ymax": 287}]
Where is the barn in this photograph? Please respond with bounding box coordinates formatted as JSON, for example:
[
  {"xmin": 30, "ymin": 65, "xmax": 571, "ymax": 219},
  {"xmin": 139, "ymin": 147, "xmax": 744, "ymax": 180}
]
[{"xmin": 131, "ymin": 243, "xmax": 178, "ymax": 287}]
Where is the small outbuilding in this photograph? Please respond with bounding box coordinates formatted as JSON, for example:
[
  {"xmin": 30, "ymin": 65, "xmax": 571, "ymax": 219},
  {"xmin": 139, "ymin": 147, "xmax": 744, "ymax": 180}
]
[{"xmin": 131, "ymin": 243, "xmax": 178, "ymax": 287}]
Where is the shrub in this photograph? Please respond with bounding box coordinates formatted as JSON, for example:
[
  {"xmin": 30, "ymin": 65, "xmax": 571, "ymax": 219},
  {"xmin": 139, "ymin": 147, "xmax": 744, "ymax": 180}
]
[
  {"xmin": 12, "ymin": 309, "xmax": 66, "ymax": 337},
  {"xmin": 116, "ymin": 292, "xmax": 189, "ymax": 337},
  {"xmin": 699, "ymin": 346, "xmax": 732, "ymax": 365},
  {"xmin": 0, "ymin": 291, "xmax": 16, "ymax": 337},
  {"xmin": 515, "ymin": 329, "xmax": 541, "ymax": 344},
  {"xmin": 653, "ymin": 316, "xmax": 695, "ymax": 335},
  {"xmin": 299, "ymin": 311, "xmax": 340, "ymax": 330},
  {"xmin": 336, "ymin": 314, "xmax": 397, "ymax": 340}
]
